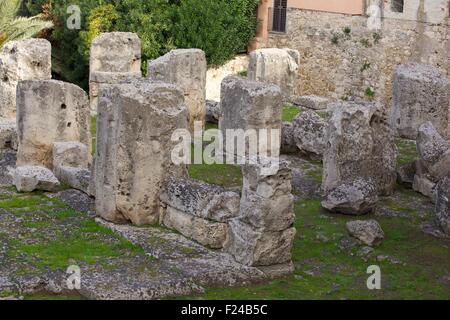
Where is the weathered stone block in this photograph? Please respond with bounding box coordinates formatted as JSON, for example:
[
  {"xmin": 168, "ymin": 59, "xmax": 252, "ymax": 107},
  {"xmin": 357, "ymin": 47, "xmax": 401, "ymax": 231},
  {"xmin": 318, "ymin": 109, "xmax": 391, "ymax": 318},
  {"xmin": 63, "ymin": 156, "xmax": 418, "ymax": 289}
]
[
  {"xmin": 16, "ymin": 80, "xmax": 91, "ymax": 169},
  {"xmin": 53, "ymin": 142, "xmax": 89, "ymax": 169},
  {"xmin": 290, "ymin": 95, "xmax": 329, "ymax": 110},
  {"xmin": 148, "ymin": 49, "xmax": 207, "ymax": 129},
  {"xmin": 248, "ymin": 48, "xmax": 299, "ymax": 98},
  {"xmin": 346, "ymin": 220, "xmax": 384, "ymax": 247},
  {"xmin": 436, "ymin": 174, "xmax": 450, "ymax": 234},
  {"xmin": 95, "ymin": 79, "xmax": 188, "ymax": 225},
  {"xmin": 413, "ymin": 174, "xmax": 437, "ymax": 203},
  {"xmin": 0, "ymin": 119, "xmax": 17, "ymax": 150},
  {"xmin": 56, "ymin": 166, "xmax": 90, "ymax": 194},
  {"xmin": 14, "ymin": 166, "xmax": 60, "ymax": 192},
  {"xmin": 162, "ymin": 206, "xmax": 228, "ymax": 249},
  {"xmin": 323, "ymin": 101, "xmax": 397, "ymax": 196},
  {"xmin": 322, "ymin": 177, "xmax": 378, "ymax": 215},
  {"xmin": 205, "ymin": 100, "xmax": 220, "ymax": 124},
  {"xmin": 89, "ymin": 32, "xmax": 142, "ymax": 113},
  {"xmin": 219, "ymin": 76, "xmax": 282, "ymax": 158},
  {"xmin": 390, "ymin": 63, "xmax": 450, "ymax": 139},
  {"xmin": 226, "ymin": 219, "xmax": 296, "ymax": 266},
  {"xmin": 292, "ymin": 110, "xmax": 326, "ymax": 158},
  {"xmin": 0, "ymin": 39, "xmax": 51, "ymax": 119},
  {"xmin": 160, "ymin": 178, "xmax": 240, "ymax": 223}
]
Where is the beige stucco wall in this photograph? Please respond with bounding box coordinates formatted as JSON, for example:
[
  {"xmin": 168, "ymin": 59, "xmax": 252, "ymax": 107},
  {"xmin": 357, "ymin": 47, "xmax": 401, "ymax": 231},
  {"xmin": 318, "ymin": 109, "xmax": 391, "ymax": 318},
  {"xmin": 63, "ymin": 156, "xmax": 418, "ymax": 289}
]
[{"xmin": 289, "ymin": 0, "xmax": 365, "ymax": 15}]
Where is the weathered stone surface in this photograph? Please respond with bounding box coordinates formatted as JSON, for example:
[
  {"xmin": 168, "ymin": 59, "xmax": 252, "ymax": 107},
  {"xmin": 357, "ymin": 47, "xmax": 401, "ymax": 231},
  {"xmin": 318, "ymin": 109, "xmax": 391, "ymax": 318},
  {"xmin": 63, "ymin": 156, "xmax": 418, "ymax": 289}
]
[
  {"xmin": 281, "ymin": 122, "xmax": 298, "ymax": 154},
  {"xmin": 417, "ymin": 122, "xmax": 450, "ymax": 182},
  {"xmin": 148, "ymin": 49, "xmax": 207, "ymax": 129},
  {"xmin": 248, "ymin": 48, "xmax": 299, "ymax": 98},
  {"xmin": 0, "ymin": 39, "xmax": 51, "ymax": 119},
  {"xmin": 413, "ymin": 174, "xmax": 437, "ymax": 203},
  {"xmin": 95, "ymin": 79, "xmax": 188, "ymax": 225},
  {"xmin": 292, "ymin": 110, "xmax": 326, "ymax": 158},
  {"xmin": 205, "ymin": 100, "xmax": 220, "ymax": 124},
  {"xmin": 0, "ymin": 119, "xmax": 17, "ymax": 150},
  {"xmin": 290, "ymin": 95, "xmax": 329, "ymax": 110},
  {"xmin": 161, "ymin": 178, "xmax": 240, "ymax": 222},
  {"xmin": 226, "ymin": 162, "xmax": 296, "ymax": 267},
  {"xmin": 226, "ymin": 219, "xmax": 296, "ymax": 266},
  {"xmin": 162, "ymin": 206, "xmax": 228, "ymax": 249},
  {"xmin": 14, "ymin": 166, "xmax": 60, "ymax": 192},
  {"xmin": 323, "ymin": 101, "xmax": 397, "ymax": 196},
  {"xmin": 436, "ymin": 174, "xmax": 450, "ymax": 234},
  {"xmin": 219, "ymin": 76, "xmax": 282, "ymax": 158},
  {"xmin": 53, "ymin": 142, "xmax": 89, "ymax": 170},
  {"xmin": 390, "ymin": 63, "xmax": 450, "ymax": 140},
  {"xmin": 397, "ymin": 160, "xmax": 417, "ymax": 186},
  {"xmin": 322, "ymin": 177, "xmax": 378, "ymax": 215},
  {"xmin": 346, "ymin": 220, "xmax": 384, "ymax": 246},
  {"xmin": 57, "ymin": 167, "xmax": 90, "ymax": 194},
  {"xmin": 89, "ymin": 32, "xmax": 142, "ymax": 113},
  {"xmin": 16, "ymin": 80, "xmax": 91, "ymax": 169}
]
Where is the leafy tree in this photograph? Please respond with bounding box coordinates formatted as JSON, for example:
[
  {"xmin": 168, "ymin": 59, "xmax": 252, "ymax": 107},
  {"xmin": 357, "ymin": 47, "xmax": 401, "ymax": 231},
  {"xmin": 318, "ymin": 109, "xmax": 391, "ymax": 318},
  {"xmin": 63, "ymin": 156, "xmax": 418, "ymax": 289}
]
[{"xmin": 0, "ymin": 0, "xmax": 53, "ymax": 47}]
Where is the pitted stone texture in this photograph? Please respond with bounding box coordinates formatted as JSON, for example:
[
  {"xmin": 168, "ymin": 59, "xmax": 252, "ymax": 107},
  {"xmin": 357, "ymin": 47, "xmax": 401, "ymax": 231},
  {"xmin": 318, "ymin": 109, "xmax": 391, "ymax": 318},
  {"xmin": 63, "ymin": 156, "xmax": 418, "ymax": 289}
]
[
  {"xmin": 281, "ymin": 122, "xmax": 298, "ymax": 154},
  {"xmin": 226, "ymin": 219, "xmax": 296, "ymax": 267},
  {"xmin": 436, "ymin": 174, "xmax": 450, "ymax": 235},
  {"xmin": 147, "ymin": 49, "xmax": 207, "ymax": 129},
  {"xmin": 413, "ymin": 174, "xmax": 437, "ymax": 203},
  {"xmin": 0, "ymin": 39, "xmax": 51, "ymax": 118},
  {"xmin": 14, "ymin": 166, "xmax": 60, "ymax": 192},
  {"xmin": 322, "ymin": 177, "xmax": 378, "ymax": 215},
  {"xmin": 292, "ymin": 110, "xmax": 326, "ymax": 158},
  {"xmin": 57, "ymin": 167, "xmax": 90, "ymax": 194},
  {"xmin": 0, "ymin": 119, "xmax": 17, "ymax": 150},
  {"xmin": 160, "ymin": 178, "xmax": 240, "ymax": 222},
  {"xmin": 89, "ymin": 32, "xmax": 142, "ymax": 113},
  {"xmin": 162, "ymin": 206, "xmax": 228, "ymax": 249},
  {"xmin": 397, "ymin": 160, "xmax": 417, "ymax": 186},
  {"xmin": 226, "ymin": 162, "xmax": 296, "ymax": 267},
  {"xmin": 53, "ymin": 142, "xmax": 89, "ymax": 169},
  {"xmin": 323, "ymin": 101, "xmax": 397, "ymax": 196},
  {"xmin": 205, "ymin": 100, "xmax": 220, "ymax": 124},
  {"xmin": 248, "ymin": 48, "xmax": 299, "ymax": 98},
  {"xmin": 417, "ymin": 122, "xmax": 450, "ymax": 182},
  {"xmin": 219, "ymin": 76, "xmax": 282, "ymax": 158},
  {"xmin": 95, "ymin": 79, "xmax": 188, "ymax": 226},
  {"xmin": 16, "ymin": 80, "xmax": 91, "ymax": 169},
  {"xmin": 290, "ymin": 95, "xmax": 329, "ymax": 110},
  {"xmin": 390, "ymin": 63, "xmax": 450, "ymax": 140},
  {"xmin": 346, "ymin": 220, "xmax": 384, "ymax": 247}
]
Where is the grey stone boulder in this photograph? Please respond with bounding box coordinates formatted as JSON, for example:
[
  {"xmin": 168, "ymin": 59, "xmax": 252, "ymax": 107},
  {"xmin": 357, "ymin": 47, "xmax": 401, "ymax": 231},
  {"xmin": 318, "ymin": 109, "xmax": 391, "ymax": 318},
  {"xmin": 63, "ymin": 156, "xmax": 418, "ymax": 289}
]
[
  {"xmin": 57, "ymin": 166, "xmax": 90, "ymax": 194},
  {"xmin": 281, "ymin": 122, "xmax": 298, "ymax": 154},
  {"xmin": 160, "ymin": 177, "xmax": 240, "ymax": 223},
  {"xmin": 417, "ymin": 122, "xmax": 450, "ymax": 182},
  {"xmin": 290, "ymin": 95, "xmax": 329, "ymax": 110},
  {"xmin": 321, "ymin": 177, "xmax": 378, "ymax": 215},
  {"xmin": 205, "ymin": 100, "xmax": 220, "ymax": 124},
  {"xmin": 397, "ymin": 160, "xmax": 417, "ymax": 186},
  {"xmin": 53, "ymin": 141, "xmax": 89, "ymax": 169},
  {"xmin": 292, "ymin": 110, "xmax": 326, "ymax": 158},
  {"xmin": 390, "ymin": 63, "xmax": 450, "ymax": 140},
  {"xmin": 14, "ymin": 166, "xmax": 60, "ymax": 192},
  {"xmin": 436, "ymin": 174, "xmax": 450, "ymax": 234},
  {"xmin": 413, "ymin": 174, "xmax": 437, "ymax": 203},
  {"xmin": 346, "ymin": 220, "xmax": 384, "ymax": 246}
]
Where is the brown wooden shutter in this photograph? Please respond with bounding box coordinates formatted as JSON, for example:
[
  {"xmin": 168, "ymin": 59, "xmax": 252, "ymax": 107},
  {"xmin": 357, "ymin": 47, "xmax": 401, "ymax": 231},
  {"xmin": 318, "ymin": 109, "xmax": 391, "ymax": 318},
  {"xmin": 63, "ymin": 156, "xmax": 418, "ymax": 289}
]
[{"xmin": 272, "ymin": 0, "xmax": 287, "ymax": 32}]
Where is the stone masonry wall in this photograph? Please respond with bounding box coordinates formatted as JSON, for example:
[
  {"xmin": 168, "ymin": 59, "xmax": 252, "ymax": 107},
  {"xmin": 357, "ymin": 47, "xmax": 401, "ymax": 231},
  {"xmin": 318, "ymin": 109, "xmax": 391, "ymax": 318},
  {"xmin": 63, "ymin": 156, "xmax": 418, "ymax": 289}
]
[{"xmin": 265, "ymin": 8, "xmax": 450, "ymax": 108}]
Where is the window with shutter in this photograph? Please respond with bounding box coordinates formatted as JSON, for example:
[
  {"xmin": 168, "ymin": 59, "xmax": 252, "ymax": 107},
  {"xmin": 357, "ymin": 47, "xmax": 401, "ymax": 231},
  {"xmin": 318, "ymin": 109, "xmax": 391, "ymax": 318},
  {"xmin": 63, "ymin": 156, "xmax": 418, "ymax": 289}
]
[{"xmin": 272, "ymin": 0, "xmax": 287, "ymax": 32}]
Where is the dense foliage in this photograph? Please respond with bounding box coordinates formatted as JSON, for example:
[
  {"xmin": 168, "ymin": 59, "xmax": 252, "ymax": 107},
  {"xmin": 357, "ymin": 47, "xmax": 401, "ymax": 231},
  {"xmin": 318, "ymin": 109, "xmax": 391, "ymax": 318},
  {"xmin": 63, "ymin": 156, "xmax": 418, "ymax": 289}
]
[{"xmin": 22, "ymin": 0, "xmax": 260, "ymax": 89}]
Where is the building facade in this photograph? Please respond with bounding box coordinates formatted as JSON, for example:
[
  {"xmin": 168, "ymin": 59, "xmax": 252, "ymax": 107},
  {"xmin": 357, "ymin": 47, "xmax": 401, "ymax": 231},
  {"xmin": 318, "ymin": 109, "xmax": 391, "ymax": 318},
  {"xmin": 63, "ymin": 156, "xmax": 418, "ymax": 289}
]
[{"xmin": 254, "ymin": 0, "xmax": 450, "ymax": 106}]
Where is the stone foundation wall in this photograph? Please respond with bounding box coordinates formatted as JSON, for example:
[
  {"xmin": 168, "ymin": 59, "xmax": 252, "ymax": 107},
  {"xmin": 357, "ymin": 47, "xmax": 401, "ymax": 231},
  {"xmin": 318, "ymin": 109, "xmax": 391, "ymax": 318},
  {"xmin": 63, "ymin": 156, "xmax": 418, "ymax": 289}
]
[{"xmin": 265, "ymin": 8, "xmax": 450, "ymax": 108}]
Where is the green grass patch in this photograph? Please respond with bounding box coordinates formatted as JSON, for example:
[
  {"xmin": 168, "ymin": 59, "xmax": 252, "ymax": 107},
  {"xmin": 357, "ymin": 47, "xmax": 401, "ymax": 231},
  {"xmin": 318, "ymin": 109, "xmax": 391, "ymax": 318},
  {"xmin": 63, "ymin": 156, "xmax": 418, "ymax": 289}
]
[
  {"xmin": 396, "ymin": 138, "xmax": 418, "ymax": 167},
  {"xmin": 282, "ymin": 106, "xmax": 302, "ymax": 122},
  {"xmin": 188, "ymin": 163, "xmax": 242, "ymax": 188}
]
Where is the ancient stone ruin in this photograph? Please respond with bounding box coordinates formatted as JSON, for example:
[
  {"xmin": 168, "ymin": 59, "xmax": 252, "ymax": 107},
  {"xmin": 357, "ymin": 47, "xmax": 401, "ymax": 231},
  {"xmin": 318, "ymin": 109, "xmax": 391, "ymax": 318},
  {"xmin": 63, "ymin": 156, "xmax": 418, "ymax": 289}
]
[
  {"xmin": 0, "ymin": 39, "xmax": 51, "ymax": 119},
  {"xmin": 94, "ymin": 79, "xmax": 188, "ymax": 226},
  {"xmin": 147, "ymin": 49, "xmax": 207, "ymax": 130},
  {"xmin": 322, "ymin": 101, "xmax": 397, "ymax": 214},
  {"xmin": 89, "ymin": 32, "xmax": 142, "ymax": 114},
  {"xmin": 390, "ymin": 63, "xmax": 450, "ymax": 140},
  {"xmin": 248, "ymin": 48, "xmax": 300, "ymax": 99}
]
